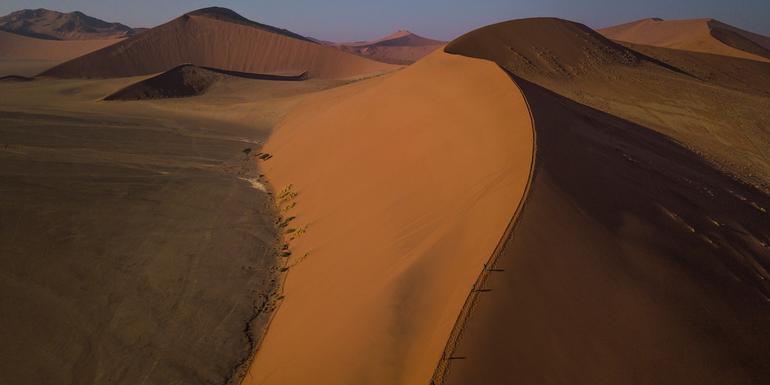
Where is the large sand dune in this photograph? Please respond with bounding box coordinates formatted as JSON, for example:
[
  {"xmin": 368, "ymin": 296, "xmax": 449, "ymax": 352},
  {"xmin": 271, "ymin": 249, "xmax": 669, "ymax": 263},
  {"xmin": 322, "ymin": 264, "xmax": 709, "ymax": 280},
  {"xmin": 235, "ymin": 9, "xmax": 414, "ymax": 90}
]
[
  {"xmin": 242, "ymin": 50, "xmax": 534, "ymax": 385},
  {"xmin": 0, "ymin": 30, "xmax": 121, "ymax": 76},
  {"xmin": 42, "ymin": 7, "xmax": 398, "ymax": 79},
  {"xmin": 600, "ymin": 18, "xmax": 770, "ymax": 62},
  {"xmin": 448, "ymin": 18, "xmax": 770, "ymax": 189},
  {"xmin": 432, "ymin": 17, "xmax": 770, "ymax": 384}
]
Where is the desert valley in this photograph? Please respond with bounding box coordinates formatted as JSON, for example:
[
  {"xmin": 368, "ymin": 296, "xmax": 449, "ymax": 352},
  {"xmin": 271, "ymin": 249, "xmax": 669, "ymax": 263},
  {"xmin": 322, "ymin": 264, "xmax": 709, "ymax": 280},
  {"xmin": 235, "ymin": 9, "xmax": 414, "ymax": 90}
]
[{"xmin": 0, "ymin": 4, "xmax": 769, "ymax": 385}]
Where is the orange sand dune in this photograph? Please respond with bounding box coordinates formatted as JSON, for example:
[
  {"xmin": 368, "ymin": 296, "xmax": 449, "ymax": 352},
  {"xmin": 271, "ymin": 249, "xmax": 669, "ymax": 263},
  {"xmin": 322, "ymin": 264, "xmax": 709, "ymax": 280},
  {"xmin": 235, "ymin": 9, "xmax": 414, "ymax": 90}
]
[
  {"xmin": 0, "ymin": 30, "xmax": 121, "ymax": 75},
  {"xmin": 600, "ymin": 18, "xmax": 770, "ymax": 62},
  {"xmin": 432, "ymin": 17, "xmax": 770, "ymax": 385},
  {"xmin": 242, "ymin": 50, "xmax": 534, "ymax": 385},
  {"xmin": 42, "ymin": 7, "xmax": 398, "ymax": 79}
]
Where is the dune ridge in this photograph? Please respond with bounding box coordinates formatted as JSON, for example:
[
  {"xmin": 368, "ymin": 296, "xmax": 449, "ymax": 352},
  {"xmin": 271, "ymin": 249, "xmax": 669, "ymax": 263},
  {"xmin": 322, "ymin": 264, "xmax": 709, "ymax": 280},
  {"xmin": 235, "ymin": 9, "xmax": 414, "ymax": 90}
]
[
  {"xmin": 242, "ymin": 50, "xmax": 534, "ymax": 385},
  {"xmin": 41, "ymin": 8, "xmax": 399, "ymax": 79},
  {"xmin": 600, "ymin": 18, "xmax": 770, "ymax": 62},
  {"xmin": 434, "ymin": 17, "xmax": 770, "ymax": 385}
]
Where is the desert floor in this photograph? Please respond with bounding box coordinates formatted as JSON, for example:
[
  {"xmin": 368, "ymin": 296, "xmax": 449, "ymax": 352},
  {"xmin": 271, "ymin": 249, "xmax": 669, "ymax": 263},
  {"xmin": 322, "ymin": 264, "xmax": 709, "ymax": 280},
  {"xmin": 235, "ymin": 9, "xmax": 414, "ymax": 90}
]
[{"xmin": 0, "ymin": 74, "xmax": 350, "ymax": 385}]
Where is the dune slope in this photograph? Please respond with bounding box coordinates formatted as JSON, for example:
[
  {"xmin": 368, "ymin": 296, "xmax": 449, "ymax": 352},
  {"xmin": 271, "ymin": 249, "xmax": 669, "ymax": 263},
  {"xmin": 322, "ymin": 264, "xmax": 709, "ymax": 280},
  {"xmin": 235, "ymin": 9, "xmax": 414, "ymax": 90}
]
[
  {"xmin": 436, "ymin": 17, "xmax": 770, "ymax": 385},
  {"xmin": 600, "ymin": 18, "xmax": 770, "ymax": 62},
  {"xmin": 436, "ymin": 73, "xmax": 770, "ymax": 385},
  {"xmin": 42, "ymin": 8, "xmax": 398, "ymax": 79},
  {"xmin": 242, "ymin": 50, "xmax": 534, "ymax": 385}
]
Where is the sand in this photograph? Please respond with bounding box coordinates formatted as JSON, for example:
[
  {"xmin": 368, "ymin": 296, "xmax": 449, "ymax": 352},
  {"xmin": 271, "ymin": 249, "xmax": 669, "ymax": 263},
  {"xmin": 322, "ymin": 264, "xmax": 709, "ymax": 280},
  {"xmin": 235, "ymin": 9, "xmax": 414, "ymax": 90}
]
[
  {"xmin": 242, "ymin": 50, "xmax": 534, "ymax": 385},
  {"xmin": 433, "ymin": 17, "xmax": 770, "ymax": 384},
  {"xmin": 337, "ymin": 30, "xmax": 446, "ymax": 64},
  {"xmin": 42, "ymin": 8, "xmax": 399, "ymax": 79},
  {"xmin": 0, "ymin": 74, "xmax": 349, "ymax": 385},
  {"xmin": 600, "ymin": 18, "xmax": 770, "ymax": 62},
  {"xmin": 0, "ymin": 30, "xmax": 122, "ymax": 76}
]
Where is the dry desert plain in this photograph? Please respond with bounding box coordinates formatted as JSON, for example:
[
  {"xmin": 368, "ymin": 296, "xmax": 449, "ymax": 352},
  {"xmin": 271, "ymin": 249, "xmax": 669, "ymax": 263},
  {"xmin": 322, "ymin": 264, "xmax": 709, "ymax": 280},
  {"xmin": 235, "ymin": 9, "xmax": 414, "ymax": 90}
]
[{"xmin": 1, "ymin": 6, "xmax": 770, "ymax": 385}]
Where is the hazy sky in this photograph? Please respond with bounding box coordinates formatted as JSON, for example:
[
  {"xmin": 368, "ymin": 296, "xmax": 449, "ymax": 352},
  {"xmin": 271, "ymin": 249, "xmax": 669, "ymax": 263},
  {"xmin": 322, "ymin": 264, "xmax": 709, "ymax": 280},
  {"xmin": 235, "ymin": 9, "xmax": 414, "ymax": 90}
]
[{"xmin": 1, "ymin": 0, "xmax": 768, "ymax": 41}]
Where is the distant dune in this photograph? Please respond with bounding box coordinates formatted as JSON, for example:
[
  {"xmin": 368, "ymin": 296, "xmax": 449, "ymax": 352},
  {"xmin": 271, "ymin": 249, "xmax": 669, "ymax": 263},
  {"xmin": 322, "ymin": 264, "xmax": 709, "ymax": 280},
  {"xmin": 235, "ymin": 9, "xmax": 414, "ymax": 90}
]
[
  {"xmin": 431, "ymin": 17, "xmax": 770, "ymax": 385},
  {"xmin": 337, "ymin": 30, "xmax": 446, "ymax": 64},
  {"xmin": 0, "ymin": 30, "xmax": 122, "ymax": 76},
  {"xmin": 104, "ymin": 64, "xmax": 307, "ymax": 100},
  {"xmin": 0, "ymin": 8, "xmax": 137, "ymax": 40},
  {"xmin": 42, "ymin": 7, "xmax": 399, "ymax": 79},
  {"xmin": 243, "ymin": 50, "xmax": 534, "ymax": 385},
  {"xmin": 600, "ymin": 18, "xmax": 770, "ymax": 62}
]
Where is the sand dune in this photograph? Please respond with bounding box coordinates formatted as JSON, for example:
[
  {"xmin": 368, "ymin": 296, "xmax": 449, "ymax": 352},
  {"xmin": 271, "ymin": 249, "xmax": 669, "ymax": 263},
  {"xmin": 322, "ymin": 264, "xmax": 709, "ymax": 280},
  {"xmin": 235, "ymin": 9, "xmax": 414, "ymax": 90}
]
[
  {"xmin": 432, "ymin": 17, "xmax": 770, "ymax": 384},
  {"xmin": 104, "ymin": 64, "xmax": 306, "ymax": 100},
  {"xmin": 337, "ymin": 30, "xmax": 446, "ymax": 64},
  {"xmin": 0, "ymin": 30, "xmax": 121, "ymax": 76},
  {"xmin": 42, "ymin": 7, "xmax": 399, "ymax": 79},
  {"xmin": 0, "ymin": 8, "xmax": 136, "ymax": 40},
  {"xmin": 448, "ymin": 18, "xmax": 770, "ymax": 189},
  {"xmin": 600, "ymin": 18, "xmax": 770, "ymax": 62},
  {"xmin": 242, "ymin": 50, "xmax": 534, "ymax": 385}
]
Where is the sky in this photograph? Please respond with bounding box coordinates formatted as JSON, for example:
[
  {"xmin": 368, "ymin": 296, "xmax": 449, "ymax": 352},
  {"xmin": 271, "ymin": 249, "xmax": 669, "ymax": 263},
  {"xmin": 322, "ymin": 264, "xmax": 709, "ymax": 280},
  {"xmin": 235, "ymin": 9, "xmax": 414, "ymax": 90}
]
[{"xmin": 1, "ymin": 0, "xmax": 768, "ymax": 42}]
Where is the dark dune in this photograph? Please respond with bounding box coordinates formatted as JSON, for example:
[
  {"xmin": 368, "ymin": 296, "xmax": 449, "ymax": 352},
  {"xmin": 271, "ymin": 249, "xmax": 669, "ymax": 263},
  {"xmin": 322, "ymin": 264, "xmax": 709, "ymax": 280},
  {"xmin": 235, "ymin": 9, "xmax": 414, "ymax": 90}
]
[
  {"xmin": 41, "ymin": 7, "xmax": 397, "ymax": 79},
  {"xmin": 0, "ymin": 75, "xmax": 34, "ymax": 82},
  {"xmin": 104, "ymin": 64, "xmax": 307, "ymax": 100},
  {"xmin": 337, "ymin": 30, "xmax": 445, "ymax": 64}
]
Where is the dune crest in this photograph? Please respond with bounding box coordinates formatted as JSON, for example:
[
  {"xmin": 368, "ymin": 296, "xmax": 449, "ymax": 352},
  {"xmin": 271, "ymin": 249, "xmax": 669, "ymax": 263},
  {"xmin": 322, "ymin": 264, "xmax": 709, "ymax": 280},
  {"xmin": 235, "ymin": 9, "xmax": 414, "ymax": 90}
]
[
  {"xmin": 435, "ymin": 17, "xmax": 770, "ymax": 385},
  {"xmin": 600, "ymin": 18, "xmax": 770, "ymax": 62},
  {"xmin": 41, "ymin": 8, "xmax": 399, "ymax": 79},
  {"xmin": 242, "ymin": 50, "xmax": 534, "ymax": 385}
]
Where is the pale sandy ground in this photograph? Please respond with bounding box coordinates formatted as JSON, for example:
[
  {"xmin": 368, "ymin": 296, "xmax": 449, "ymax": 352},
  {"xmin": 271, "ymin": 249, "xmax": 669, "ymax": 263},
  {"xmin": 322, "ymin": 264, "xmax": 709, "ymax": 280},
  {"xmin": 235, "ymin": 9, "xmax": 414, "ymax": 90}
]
[
  {"xmin": 0, "ymin": 30, "xmax": 122, "ymax": 76},
  {"xmin": 600, "ymin": 18, "xmax": 770, "ymax": 62},
  {"xmin": 242, "ymin": 50, "xmax": 534, "ymax": 385},
  {"xmin": 0, "ymin": 74, "xmax": 350, "ymax": 385},
  {"xmin": 42, "ymin": 10, "xmax": 400, "ymax": 79}
]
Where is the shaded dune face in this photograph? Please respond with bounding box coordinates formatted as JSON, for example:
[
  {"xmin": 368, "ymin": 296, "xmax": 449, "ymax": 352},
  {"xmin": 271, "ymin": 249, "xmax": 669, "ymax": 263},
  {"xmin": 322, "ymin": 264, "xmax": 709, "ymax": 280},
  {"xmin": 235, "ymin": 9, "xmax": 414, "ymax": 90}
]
[
  {"xmin": 104, "ymin": 64, "xmax": 307, "ymax": 100},
  {"xmin": 435, "ymin": 77, "xmax": 770, "ymax": 385},
  {"xmin": 435, "ymin": 17, "xmax": 770, "ymax": 385},
  {"xmin": 243, "ymin": 51, "xmax": 534, "ymax": 385},
  {"xmin": 599, "ymin": 18, "xmax": 770, "ymax": 62},
  {"xmin": 42, "ymin": 10, "xmax": 398, "ymax": 79}
]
